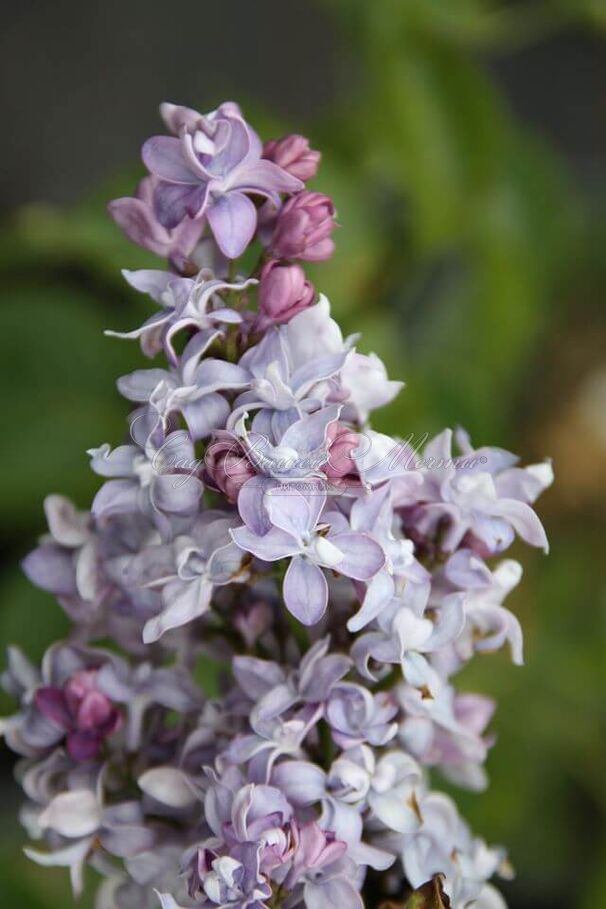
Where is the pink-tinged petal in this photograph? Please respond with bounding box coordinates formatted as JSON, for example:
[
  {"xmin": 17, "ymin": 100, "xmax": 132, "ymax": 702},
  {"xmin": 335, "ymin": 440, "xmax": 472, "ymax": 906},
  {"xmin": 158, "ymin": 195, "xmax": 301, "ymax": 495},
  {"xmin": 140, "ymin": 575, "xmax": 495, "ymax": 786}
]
[
  {"xmin": 34, "ymin": 687, "xmax": 71, "ymax": 729},
  {"xmin": 283, "ymin": 556, "xmax": 328, "ymax": 625},
  {"xmin": 329, "ymin": 532, "xmax": 384, "ymax": 580},
  {"xmin": 142, "ymin": 136, "xmax": 197, "ymax": 183},
  {"xmin": 298, "ymin": 237, "xmax": 335, "ymax": 262},
  {"xmin": 294, "ymin": 822, "xmax": 347, "ymax": 871},
  {"xmin": 456, "ymin": 693, "xmax": 496, "ymax": 735},
  {"xmin": 169, "ymin": 215, "xmax": 207, "ymax": 261},
  {"xmin": 75, "ymin": 689, "xmax": 114, "ymax": 730},
  {"xmin": 207, "ymin": 192, "xmax": 257, "ymax": 258}
]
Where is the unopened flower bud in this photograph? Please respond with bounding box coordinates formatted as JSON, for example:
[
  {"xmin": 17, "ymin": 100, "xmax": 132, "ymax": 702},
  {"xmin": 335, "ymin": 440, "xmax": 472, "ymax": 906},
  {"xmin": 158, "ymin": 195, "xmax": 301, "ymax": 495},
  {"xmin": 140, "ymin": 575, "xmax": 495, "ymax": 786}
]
[
  {"xmin": 270, "ymin": 191, "xmax": 336, "ymax": 262},
  {"xmin": 263, "ymin": 134, "xmax": 321, "ymax": 182},
  {"xmin": 205, "ymin": 438, "xmax": 256, "ymax": 503},
  {"xmin": 258, "ymin": 260, "xmax": 315, "ymax": 327},
  {"xmin": 325, "ymin": 421, "xmax": 359, "ymax": 484}
]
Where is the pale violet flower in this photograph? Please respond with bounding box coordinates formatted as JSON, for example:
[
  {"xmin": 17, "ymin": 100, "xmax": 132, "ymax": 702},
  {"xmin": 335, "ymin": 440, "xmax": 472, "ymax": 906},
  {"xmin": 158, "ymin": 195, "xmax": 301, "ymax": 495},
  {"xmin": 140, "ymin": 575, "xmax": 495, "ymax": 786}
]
[
  {"xmin": 142, "ymin": 101, "xmax": 303, "ymax": 257},
  {"xmin": 231, "ymin": 485, "xmax": 384, "ymax": 625}
]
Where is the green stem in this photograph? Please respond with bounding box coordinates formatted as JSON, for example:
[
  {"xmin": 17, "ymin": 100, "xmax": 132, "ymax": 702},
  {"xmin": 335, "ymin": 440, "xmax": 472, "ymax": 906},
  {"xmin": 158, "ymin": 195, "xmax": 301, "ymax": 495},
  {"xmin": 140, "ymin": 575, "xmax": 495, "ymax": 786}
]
[{"xmin": 227, "ymin": 258, "xmax": 238, "ymax": 282}]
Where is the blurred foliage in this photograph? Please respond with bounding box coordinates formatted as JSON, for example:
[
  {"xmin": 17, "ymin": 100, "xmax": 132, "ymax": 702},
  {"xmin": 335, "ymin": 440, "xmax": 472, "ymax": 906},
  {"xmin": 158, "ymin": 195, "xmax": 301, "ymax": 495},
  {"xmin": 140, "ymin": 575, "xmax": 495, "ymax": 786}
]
[{"xmin": 1, "ymin": 2, "xmax": 605, "ymax": 908}]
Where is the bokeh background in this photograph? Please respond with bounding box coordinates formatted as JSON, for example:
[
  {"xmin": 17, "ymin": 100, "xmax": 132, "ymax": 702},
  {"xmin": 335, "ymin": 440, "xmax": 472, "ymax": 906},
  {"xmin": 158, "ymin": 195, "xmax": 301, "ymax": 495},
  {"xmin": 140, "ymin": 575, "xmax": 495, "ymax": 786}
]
[{"xmin": 1, "ymin": 1, "xmax": 605, "ymax": 907}]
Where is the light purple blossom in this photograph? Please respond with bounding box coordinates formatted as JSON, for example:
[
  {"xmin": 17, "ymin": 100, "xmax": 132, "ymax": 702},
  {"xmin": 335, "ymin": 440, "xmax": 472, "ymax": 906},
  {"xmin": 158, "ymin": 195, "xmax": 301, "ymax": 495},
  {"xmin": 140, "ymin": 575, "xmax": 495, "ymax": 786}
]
[
  {"xmin": 231, "ymin": 485, "xmax": 384, "ymax": 624},
  {"xmin": 139, "ymin": 511, "xmax": 247, "ymax": 643},
  {"xmin": 230, "ymin": 297, "xmax": 352, "ymax": 430},
  {"xmin": 142, "ymin": 102, "xmax": 303, "ymax": 258},
  {"xmin": 108, "ymin": 175, "xmax": 205, "ymax": 270},
  {"xmin": 400, "ymin": 428, "xmax": 553, "ymax": 555},
  {"xmin": 88, "ymin": 429, "xmax": 204, "ymax": 534},
  {"xmin": 326, "ymin": 683, "xmax": 398, "ymax": 750},
  {"xmin": 108, "ymin": 269, "xmax": 253, "ymax": 362}
]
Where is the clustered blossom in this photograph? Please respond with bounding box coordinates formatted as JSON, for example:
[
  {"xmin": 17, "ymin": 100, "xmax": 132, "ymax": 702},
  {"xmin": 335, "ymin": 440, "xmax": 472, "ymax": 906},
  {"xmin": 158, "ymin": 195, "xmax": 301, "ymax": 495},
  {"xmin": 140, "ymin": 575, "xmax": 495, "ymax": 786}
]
[{"xmin": 1, "ymin": 101, "xmax": 552, "ymax": 909}]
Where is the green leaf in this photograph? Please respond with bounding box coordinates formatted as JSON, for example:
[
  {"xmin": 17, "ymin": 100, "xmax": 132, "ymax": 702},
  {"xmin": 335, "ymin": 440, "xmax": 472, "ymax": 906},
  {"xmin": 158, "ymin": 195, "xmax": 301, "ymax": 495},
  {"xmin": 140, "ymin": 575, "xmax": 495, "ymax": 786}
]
[{"xmin": 0, "ymin": 281, "xmax": 147, "ymax": 530}]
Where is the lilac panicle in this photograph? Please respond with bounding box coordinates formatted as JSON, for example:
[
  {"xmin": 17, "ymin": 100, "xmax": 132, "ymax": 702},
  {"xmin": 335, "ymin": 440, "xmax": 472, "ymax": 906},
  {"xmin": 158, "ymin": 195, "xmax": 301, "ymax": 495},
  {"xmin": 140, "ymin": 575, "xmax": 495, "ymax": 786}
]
[{"xmin": 1, "ymin": 99, "xmax": 551, "ymax": 909}]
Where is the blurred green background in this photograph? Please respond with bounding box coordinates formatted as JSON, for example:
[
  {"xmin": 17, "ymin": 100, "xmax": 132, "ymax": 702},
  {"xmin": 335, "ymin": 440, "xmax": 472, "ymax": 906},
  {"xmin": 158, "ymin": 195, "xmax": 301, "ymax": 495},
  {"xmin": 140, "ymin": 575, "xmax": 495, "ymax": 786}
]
[{"xmin": 1, "ymin": 1, "xmax": 605, "ymax": 907}]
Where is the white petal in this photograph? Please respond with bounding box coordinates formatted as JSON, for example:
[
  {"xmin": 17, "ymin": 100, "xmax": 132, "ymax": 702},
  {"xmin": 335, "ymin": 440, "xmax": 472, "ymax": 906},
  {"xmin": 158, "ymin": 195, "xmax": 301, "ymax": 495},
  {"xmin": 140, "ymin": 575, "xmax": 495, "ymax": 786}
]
[
  {"xmin": 138, "ymin": 767, "xmax": 197, "ymax": 808},
  {"xmin": 38, "ymin": 790, "xmax": 102, "ymax": 838}
]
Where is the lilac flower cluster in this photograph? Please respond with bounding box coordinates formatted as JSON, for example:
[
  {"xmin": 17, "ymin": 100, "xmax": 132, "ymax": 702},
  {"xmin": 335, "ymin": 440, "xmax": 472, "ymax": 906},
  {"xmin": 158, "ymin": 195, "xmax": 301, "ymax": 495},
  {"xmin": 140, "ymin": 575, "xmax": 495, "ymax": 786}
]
[{"xmin": 1, "ymin": 101, "xmax": 552, "ymax": 909}]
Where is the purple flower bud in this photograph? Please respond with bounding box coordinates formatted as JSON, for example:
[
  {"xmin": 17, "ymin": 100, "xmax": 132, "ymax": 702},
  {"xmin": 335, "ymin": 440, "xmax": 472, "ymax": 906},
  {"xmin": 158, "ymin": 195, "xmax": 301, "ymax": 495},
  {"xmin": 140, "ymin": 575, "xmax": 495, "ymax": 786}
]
[
  {"xmin": 286, "ymin": 821, "xmax": 347, "ymax": 887},
  {"xmin": 263, "ymin": 134, "xmax": 321, "ymax": 182},
  {"xmin": 257, "ymin": 259, "xmax": 316, "ymax": 327},
  {"xmin": 270, "ymin": 191, "xmax": 337, "ymax": 262},
  {"xmin": 35, "ymin": 669, "xmax": 122, "ymax": 762},
  {"xmin": 325, "ymin": 421, "xmax": 359, "ymax": 484},
  {"xmin": 205, "ymin": 437, "xmax": 257, "ymax": 503}
]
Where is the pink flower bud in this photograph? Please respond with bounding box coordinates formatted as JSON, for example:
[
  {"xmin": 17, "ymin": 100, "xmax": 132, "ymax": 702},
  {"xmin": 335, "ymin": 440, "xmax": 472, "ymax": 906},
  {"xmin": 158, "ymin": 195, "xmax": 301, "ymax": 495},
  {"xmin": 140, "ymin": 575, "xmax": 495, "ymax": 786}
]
[
  {"xmin": 270, "ymin": 191, "xmax": 337, "ymax": 262},
  {"xmin": 258, "ymin": 260, "xmax": 315, "ymax": 327},
  {"xmin": 263, "ymin": 134, "xmax": 321, "ymax": 182},
  {"xmin": 35, "ymin": 669, "xmax": 122, "ymax": 762},
  {"xmin": 205, "ymin": 438, "xmax": 256, "ymax": 503},
  {"xmin": 325, "ymin": 422, "xmax": 359, "ymax": 485}
]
